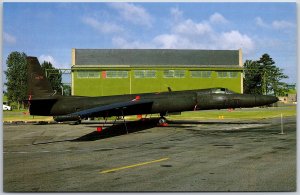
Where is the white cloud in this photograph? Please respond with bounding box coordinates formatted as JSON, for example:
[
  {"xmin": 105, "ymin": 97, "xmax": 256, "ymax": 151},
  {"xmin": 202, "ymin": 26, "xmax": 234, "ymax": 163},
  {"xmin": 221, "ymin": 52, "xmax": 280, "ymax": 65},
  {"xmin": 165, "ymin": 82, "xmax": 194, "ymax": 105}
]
[
  {"xmin": 209, "ymin": 12, "xmax": 228, "ymax": 24},
  {"xmin": 109, "ymin": 3, "xmax": 153, "ymax": 27},
  {"xmin": 39, "ymin": 55, "xmax": 58, "ymax": 67},
  {"xmin": 153, "ymin": 33, "xmax": 209, "ymax": 49},
  {"xmin": 151, "ymin": 30, "xmax": 254, "ymax": 53},
  {"xmin": 4, "ymin": 32, "xmax": 17, "ymax": 44},
  {"xmin": 153, "ymin": 34, "xmax": 181, "ymax": 49},
  {"xmin": 255, "ymin": 17, "xmax": 294, "ymax": 30},
  {"xmin": 112, "ymin": 36, "xmax": 153, "ymax": 49},
  {"xmin": 172, "ymin": 19, "xmax": 212, "ymax": 36},
  {"xmin": 82, "ymin": 16, "xmax": 123, "ymax": 34},
  {"xmin": 217, "ymin": 30, "xmax": 255, "ymax": 52},
  {"xmin": 272, "ymin": 20, "xmax": 294, "ymax": 29},
  {"xmin": 111, "ymin": 10, "xmax": 255, "ymax": 54},
  {"xmin": 163, "ymin": 12, "xmax": 253, "ymax": 53},
  {"xmin": 38, "ymin": 55, "xmax": 70, "ymax": 69},
  {"xmin": 170, "ymin": 7, "xmax": 183, "ymax": 21},
  {"xmin": 255, "ymin": 17, "xmax": 268, "ymax": 28}
]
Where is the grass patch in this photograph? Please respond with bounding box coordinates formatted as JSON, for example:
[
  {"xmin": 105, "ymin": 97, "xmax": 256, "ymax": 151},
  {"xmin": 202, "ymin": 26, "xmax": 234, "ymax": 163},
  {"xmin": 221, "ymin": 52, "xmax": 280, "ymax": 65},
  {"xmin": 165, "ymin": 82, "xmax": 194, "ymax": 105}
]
[
  {"xmin": 169, "ymin": 106, "xmax": 296, "ymax": 120},
  {"xmin": 3, "ymin": 109, "xmax": 52, "ymax": 122}
]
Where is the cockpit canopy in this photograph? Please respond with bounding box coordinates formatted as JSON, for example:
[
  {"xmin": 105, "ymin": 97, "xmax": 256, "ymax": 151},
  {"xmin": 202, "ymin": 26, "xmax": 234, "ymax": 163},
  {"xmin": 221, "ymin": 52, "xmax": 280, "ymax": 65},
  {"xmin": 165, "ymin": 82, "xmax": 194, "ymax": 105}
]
[{"xmin": 211, "ymin": 88, "xmax": 235, "ymax": 94}]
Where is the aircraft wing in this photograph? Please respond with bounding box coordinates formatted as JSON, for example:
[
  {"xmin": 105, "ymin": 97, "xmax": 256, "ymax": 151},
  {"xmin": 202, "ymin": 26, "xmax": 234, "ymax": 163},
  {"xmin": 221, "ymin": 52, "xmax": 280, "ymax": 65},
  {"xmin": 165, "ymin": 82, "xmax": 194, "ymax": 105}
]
[{"xmin": 54, "ymin": 99, "xmax": 153, "ymax": 122}]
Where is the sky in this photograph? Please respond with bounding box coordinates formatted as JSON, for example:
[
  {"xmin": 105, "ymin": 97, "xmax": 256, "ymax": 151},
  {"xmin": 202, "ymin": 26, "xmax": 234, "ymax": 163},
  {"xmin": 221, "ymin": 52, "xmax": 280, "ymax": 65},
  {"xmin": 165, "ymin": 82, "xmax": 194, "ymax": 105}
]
[{"xmin": 3, "ymin": 2, "xmax": 297, "ymax": 84}]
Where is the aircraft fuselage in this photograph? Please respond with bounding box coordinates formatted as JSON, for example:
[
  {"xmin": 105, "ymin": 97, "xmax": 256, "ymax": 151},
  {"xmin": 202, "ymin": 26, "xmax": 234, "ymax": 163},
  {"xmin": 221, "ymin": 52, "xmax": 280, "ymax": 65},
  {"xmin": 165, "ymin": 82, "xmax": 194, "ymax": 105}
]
[{"xmin": 29, "ymin": 88, "xmax": 278, "ymax": 119}]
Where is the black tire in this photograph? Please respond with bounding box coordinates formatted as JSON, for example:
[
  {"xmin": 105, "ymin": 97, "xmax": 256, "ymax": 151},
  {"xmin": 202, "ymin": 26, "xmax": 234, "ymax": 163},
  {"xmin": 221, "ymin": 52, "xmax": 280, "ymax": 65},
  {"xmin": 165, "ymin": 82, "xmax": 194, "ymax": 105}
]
[{"xmin": 158, "ymin": 117, "xmax": 167, "ymax": 124}]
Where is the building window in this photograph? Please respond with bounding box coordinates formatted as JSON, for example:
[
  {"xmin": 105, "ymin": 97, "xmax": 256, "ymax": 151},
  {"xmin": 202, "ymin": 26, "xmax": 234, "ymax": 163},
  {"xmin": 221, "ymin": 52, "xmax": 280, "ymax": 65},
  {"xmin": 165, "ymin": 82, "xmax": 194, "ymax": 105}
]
[
  {"xmin": 217, "ymin": 71, "xmax": 238, "ymax": 78},
  {"xmin": 190, "ymin": 71, "xmax": 212, "ymax": 78},
  {"xmin": 164, "ymin": 70, "xmax": 185, "ymax": 78},
  {"xmin": 106, "ymin": 70, "xmax": 128, "ymax": 78},
  {"xmin": 229, "ymin": 72, "xmax": 238, "ymax": 78},
  {"xmin": 217, "ymin": 71, "xmax": 228, "ymax": 78},
  {"xmin": 134, "ymin": 70, "xmax": 156, "ymax": 78},
  {"xmin": 77, "ymin": 70, "xmax": 100, "ymax": 78}
]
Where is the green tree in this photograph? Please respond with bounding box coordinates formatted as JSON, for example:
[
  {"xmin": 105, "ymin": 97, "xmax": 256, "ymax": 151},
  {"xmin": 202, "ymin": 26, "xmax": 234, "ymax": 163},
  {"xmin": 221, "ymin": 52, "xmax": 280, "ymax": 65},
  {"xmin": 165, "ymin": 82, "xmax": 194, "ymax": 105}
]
[
  {"xmin": 243, "ymin": 60, "xmax": 262, "ymax": 94},
  {"xmin": 62, "ymin": 84, "xmax": 71, "ymax": 96},
  {"xmin": 257, "ymin": 54, "xmax": 288, "ymax": 96},
  {"xmin": 243, "ymin": 54, "xmax": 289, "ymax": 96},
  {"xmin": 5, "ymin": 51, "xmax": 28, "ymax": 109},
  {"xmin": 41, "ymin": 61, "xmax": 62, "ymax": 94}
]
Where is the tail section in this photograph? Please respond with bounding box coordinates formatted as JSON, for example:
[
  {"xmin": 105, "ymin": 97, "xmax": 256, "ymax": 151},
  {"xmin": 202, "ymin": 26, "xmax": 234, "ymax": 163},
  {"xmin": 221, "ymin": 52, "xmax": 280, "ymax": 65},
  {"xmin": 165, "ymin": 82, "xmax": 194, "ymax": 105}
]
[
  {"xmin": 27, "ymin": 56, "xmax": 55, "ymax": 98},
  {"xmin": 27, "ymin": 57, "xmax": 59, "ymax": 116}
]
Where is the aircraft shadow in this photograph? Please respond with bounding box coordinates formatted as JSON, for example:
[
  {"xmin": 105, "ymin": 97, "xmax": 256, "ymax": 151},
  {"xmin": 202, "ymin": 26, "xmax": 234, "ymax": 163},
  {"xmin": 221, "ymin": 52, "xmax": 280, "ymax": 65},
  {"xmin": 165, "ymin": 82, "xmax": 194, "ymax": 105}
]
[
  {"xmin": 72, "ymin": 119, "xmax": 158, "ymax": 142},
  {"xmin": 32, "ymin": 118, "xmax": 267, "ymax": 144},
  {"xmin": 72, "ymin": 118, "xmax": 265, "ymax": 142}
]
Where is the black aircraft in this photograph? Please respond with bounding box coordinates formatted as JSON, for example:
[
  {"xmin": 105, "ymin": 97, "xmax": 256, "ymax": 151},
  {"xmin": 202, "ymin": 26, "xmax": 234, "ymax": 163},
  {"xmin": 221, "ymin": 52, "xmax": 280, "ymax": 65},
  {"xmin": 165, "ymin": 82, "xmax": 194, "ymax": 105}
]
[{"xmin": 27, "ymin": 56, "xmax": 278, "ymax": 125}]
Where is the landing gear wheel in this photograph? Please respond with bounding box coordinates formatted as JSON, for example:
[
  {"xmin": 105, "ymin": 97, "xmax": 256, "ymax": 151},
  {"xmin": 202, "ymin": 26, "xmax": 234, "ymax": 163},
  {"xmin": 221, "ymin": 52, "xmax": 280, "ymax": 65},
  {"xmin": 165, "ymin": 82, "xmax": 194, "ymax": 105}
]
[
  {"xmin": 158, "ymin": 117, "xmax": 167, "ymax": 124},
  {"xmin": 158, "ymin": 117, "xmax": 168, "ymax": 126}
]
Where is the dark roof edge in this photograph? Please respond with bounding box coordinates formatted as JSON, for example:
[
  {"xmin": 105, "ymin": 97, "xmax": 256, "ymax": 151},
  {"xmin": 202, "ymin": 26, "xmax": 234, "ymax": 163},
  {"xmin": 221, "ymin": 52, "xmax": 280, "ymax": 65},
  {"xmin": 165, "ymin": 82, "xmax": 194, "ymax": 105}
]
[
  {"xmin": 73, "ymin": 48, "xmax": 241, "ymax": 66},
  {"xmin": 71, "ymin": 65, "xmax": 243, "ymax": 69}
]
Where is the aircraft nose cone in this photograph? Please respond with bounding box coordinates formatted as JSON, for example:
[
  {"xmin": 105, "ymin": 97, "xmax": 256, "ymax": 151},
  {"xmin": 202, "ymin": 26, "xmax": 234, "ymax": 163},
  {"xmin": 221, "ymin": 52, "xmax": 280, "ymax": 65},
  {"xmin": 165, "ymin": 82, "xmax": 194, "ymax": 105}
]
[
  {"xmin": 269, "ymin": 96, "xmax": 279, "ymax": 104},
  {"xmin": 262, "ymin": 95, "xmax": 279, "ymax": 105},
  {"xmin": 255, "ymin": 95, "xmax": 278, "ymax": 106}
]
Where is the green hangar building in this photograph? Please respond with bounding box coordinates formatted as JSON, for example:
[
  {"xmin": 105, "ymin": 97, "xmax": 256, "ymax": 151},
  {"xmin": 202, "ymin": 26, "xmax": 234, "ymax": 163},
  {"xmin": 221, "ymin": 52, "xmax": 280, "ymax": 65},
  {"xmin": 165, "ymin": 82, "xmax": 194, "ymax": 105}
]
[{"xmin": 71, "ymin": 48, "xmax": 243, "ymax": 96}]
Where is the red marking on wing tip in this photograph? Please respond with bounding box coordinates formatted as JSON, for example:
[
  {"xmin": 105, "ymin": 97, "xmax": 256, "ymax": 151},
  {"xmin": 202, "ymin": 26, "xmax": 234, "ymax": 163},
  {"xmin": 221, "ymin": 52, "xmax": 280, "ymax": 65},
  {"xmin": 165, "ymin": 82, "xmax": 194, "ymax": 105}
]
[{"xmin": 132, "ymin": 95, "xmax": 141, "ymax": 101}]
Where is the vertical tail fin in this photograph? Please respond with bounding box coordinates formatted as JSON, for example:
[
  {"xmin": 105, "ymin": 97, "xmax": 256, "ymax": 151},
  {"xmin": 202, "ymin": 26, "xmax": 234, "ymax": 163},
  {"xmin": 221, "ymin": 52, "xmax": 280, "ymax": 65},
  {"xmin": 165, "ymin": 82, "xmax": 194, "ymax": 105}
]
[{"xmin": 27, "ymin": 56, "xmax": 55, "ymax": 98}]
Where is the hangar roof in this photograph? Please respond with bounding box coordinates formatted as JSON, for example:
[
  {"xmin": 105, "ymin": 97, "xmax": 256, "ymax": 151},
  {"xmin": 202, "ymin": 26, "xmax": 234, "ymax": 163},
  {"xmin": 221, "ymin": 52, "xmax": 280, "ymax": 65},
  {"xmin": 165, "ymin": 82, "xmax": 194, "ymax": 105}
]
[{"xmin": 73, "ymin": 49, "xmax": 241, "ymax": 68}]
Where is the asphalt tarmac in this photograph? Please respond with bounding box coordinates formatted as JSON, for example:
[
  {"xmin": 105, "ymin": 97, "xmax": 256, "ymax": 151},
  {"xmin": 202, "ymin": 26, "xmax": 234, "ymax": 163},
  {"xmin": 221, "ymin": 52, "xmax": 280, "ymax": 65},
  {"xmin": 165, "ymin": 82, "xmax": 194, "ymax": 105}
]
[{"xmin": 3, "ymin": 116, "xmax": 296, "ymax": 192}]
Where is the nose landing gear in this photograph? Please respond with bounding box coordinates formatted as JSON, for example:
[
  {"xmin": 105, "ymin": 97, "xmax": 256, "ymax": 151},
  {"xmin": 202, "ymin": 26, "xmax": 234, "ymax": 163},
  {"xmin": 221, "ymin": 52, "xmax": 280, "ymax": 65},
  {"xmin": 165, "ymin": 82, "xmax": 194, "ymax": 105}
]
[
  {"xmin": 158, "ymin": 113, "xmax": 168, "ymax": 127},
  {"xmin": 158, "ymin": 117, "xmax": 167, "ymax": 124}
]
